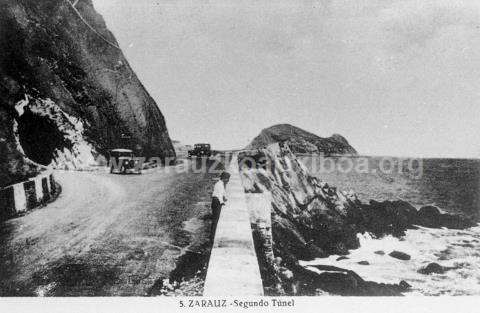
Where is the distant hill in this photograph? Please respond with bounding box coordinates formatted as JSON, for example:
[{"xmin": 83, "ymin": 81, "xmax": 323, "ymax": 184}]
[{"xmin": 247, "ymin": 124, "xmax": 357, "ymax": 155}]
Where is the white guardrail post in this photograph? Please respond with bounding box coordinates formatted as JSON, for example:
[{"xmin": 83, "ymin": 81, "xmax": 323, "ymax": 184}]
[{"xmin": 0, "ymin": 172, "xmax": 56, "ymax": 220}]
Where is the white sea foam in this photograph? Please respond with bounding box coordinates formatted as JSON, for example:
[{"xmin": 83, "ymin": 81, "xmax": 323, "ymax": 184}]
[{"xmin": 301, "ymin": 225, "xmax": 480, "ymax": 296}]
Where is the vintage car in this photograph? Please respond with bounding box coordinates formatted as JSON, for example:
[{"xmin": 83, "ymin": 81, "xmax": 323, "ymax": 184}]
[
  {"xmin": 187, "ymin": 143, "xmax": 212, "ymax": 158},
  {"xmin": 109, "ymin": 149, "xmax": 141, "ymax": 174}
]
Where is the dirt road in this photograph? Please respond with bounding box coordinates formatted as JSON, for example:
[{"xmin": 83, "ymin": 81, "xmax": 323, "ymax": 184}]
[{"xmin": 0, "ymin": 159, "xmax": 225, "ymax": 296}]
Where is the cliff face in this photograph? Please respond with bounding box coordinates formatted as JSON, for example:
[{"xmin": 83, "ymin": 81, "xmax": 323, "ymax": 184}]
[
  {"xmin": 0, "ymin": 0, "xmax": 175, "ymax": 186},
  {"xmin": 239, "ymin": 144, "xmax": 474, "ymax": 295},
  {"xmin": 247, "ymin": 124, "xmax": 357, "ymax": 155}
]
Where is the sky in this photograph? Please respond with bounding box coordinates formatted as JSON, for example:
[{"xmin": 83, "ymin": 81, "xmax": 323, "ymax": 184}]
[{"xmin": 92, "ymin": 0, "xmax": 480, "ymax": 158}]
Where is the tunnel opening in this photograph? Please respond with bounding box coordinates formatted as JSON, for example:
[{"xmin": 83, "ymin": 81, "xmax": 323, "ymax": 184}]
[{"xmin": 16, "ymin": 107, "xmax": 72, "ymax": 165}]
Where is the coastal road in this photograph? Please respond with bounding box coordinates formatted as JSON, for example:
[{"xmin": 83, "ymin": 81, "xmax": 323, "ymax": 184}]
[{"xmin": 0, "ymin": 159, "xmax": 225, "ymax": 296}]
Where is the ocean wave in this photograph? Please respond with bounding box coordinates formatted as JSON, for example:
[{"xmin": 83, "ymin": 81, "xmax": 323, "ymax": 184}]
[{"xmin": 301, "ymin": 224, "xmax": 480, "ymax": 296}]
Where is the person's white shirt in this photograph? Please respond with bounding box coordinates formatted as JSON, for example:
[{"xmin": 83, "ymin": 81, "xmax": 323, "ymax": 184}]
[{"xmin": 212, "ymin": 180, "xmax": 227, "ymax": 204}]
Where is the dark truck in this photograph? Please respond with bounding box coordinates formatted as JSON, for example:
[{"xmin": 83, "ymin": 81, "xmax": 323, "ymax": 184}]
[{"xmin": 188, "ymin": 143, "xmax": 212, "ymax": 158}]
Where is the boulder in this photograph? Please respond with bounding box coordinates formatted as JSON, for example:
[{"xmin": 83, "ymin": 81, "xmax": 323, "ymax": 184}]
[
  {"xmin": 374, "ymin": 250, "xmax": 385, "ymax": 255},
  {"xmin": 358, "ymin": 261, "xmax": 370, "ymax": 265},
  {"xmin": 389, "ymin": 251, "xmax": 411, "ymax": 261},
  {"xmin": 417, "ymin": 206, "xmax": 442, "ymax": 227},
  {"xmin": 316, "ymin": 272, "xmax": 359, "ymax": 294},
  {"xmin": 418, "ymin": 205, "xmax": 441, "ymax": 216},
  {"xmin": 363, "ymin": 200, "xmax": 418, "ymax": 236},
  {"xmin": 437, "ymin": 214, "xmax": 476, "ymax": 229},
  {"xmin": 310, "ymin": 264, "xmax": 359, "ymax": 273},
  {"xmin": 300, "ymin": 265, "xmax": 406, "ymax": 296},
  {"xmin": 418, "ymin": 263, "xmax": 448, "ymax": 275},
  {"xmin": 417, "ymin": 206, "xmax": 475, "ymax": 229},
  {"xmin": 336, "ymin": 256, "xmax": 349, "ymax": 261}
]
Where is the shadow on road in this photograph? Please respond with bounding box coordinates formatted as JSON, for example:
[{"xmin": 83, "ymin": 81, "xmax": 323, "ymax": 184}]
[{"xmin": 0, "ymin": 156, "xmax": 230, "ymax": 296}]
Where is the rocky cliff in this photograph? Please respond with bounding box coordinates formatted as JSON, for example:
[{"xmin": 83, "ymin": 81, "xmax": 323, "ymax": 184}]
[
  {"xmin": 0, "ymin": 0, "xmax": 175, "ymax": 186},
  {"xmin": 247, "ymin": 124, "xmax": 357, "ymax": 155},
  {"xmin": 239, "ymin": 144, "xmax": 474, "ymax": 295}
]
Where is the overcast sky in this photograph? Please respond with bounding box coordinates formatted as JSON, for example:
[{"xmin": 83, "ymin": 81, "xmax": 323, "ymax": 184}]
[{"xmin": 93, "ymin": 0, "xmax": 480, "ymax": 157}]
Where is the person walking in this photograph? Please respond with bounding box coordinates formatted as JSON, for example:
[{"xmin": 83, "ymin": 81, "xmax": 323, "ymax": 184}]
[{"xmin": 210, "ymin": 172, "xmax": 231, "ymax": 240}]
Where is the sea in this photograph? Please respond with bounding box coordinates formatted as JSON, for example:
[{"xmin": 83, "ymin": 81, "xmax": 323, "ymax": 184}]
[{"xmin": 299, "ymin": 156, "xmax": 480, "ymax": 296}]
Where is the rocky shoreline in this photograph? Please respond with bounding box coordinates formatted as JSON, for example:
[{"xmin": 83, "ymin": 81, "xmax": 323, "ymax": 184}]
[{"xmin": 238, "ymin": 143, "xmax": 475, "ymax": 296}]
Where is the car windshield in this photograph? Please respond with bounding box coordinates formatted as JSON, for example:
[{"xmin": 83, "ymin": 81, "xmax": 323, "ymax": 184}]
[{"xmin": 111, "ymin": 151, "xmax": 133, "ymax": 158}]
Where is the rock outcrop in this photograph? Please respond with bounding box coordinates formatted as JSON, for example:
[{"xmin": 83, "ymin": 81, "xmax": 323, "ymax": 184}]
[
  {"xmin": 388, "ymin": 251, "xmax": 411, "ymax": 261},
  {"xmin": 0, "ymin": 0, "xmax": 175, "ymax": 186},
  {"xmin": 417, "ymin": 262, "xmax": 452, "ymax": 275},
  {"xmin": 247, "ymin": 124, "xmax": 357, "ymax": 155},
  {"xmin": 299, "ymin": 265, "xmax": 410, "ymax": 296},
  {"xmin": 238, "ymin": 143, "xmax": 475, "ymax": 295}
]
